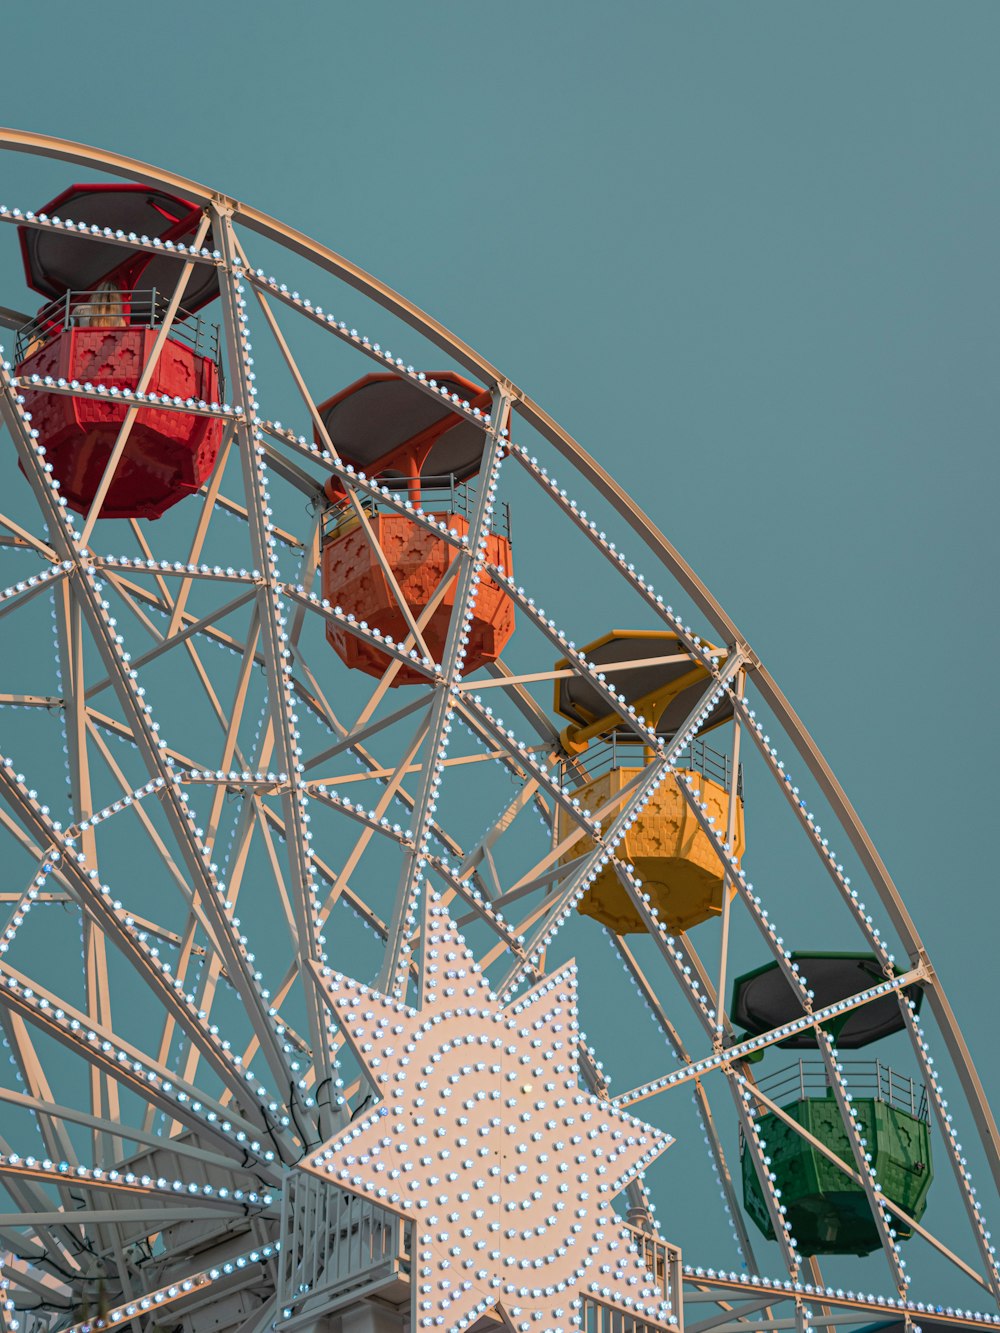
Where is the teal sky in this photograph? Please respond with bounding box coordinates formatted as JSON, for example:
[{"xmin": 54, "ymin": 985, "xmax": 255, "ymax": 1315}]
[
  {"xmin": 9, "ymin": 0, "xmax": 990, "ymax": 1078},
  {"xmin": 0, "ymin": 0, "xmax": 997, "ymax": 1303}
]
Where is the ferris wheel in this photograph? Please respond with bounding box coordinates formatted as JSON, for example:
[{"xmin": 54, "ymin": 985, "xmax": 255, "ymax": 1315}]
[{"xmin": 0, "ymin": 128, "xmax": 995, "ymax": 1333}]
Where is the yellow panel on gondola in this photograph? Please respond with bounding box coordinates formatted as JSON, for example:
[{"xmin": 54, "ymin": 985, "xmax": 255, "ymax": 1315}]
[
  {"xmin": 554, "ymin": 630, "xmax": 744, "ymax": 934},
  {"xmin": 558, "ymin": 766, "xmax": 744, "ymax": 932}
]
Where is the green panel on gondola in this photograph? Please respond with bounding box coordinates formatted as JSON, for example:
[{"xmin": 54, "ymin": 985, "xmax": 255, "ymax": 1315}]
[{"xmin": 741, "ymin": 1097, "xmax": 933, "ymax": 1256}]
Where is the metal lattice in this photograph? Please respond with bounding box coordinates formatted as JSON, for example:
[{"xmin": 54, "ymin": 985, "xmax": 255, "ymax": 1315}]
[{"xmin": 0, "ymin": 129, "xmax": 994, "ymax": 1333}]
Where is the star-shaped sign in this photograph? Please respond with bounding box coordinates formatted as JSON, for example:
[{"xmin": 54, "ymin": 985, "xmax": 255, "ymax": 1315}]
[{"xmin": 304, "ymin": 891, "xmax": 674, "ymax": 1332}]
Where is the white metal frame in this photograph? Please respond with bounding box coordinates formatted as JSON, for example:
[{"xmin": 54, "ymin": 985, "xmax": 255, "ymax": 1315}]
[{"xmin": 0, "ymin": 129, "xmax": 992, "ymax": 1333}]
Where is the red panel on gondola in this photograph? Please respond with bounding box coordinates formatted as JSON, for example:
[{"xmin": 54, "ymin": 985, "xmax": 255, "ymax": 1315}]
[
  {"xmin": 18, "ymin": 328, "xmax": 223, "ymax": 520},
  {"xmin": 14, "ymin": 184, "xmax": 223, "ymax": 521}
]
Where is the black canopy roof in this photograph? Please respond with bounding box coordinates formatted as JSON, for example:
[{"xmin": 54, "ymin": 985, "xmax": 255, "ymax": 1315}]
[
  {"xmin": 19, "ymin": 183, "xmax": 219, "ymax": 312},
  {"xmin": 319, "ymin": 374, "xmax": 490, "ymax": 481},
  {"xmin": 731, "ymin": 953, "xmax": 924, "ymax": 1049},
  {"xmin": 554, "ymin": 630, "xmax": 734, "ymax": 738}
]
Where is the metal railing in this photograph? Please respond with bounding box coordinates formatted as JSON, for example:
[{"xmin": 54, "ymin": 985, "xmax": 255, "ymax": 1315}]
[
  {"xmin": 561, "ymin": 733, "xmax": 743, "ymax": 798},
  {"xmin": 323, "ymin": 472, "xmax": 511, "ymax": 541},
  {"xmin": 623, "ymin": 1223, "xmax": 683, "ymax": 1326},
  {"xmin": 277, "ymin": 1171, "xmax": 408, "ymax": 1318},
  {"xmin": 14, "ymin": 287, "xmax": 222, "ymax": 371},
  {"xmin": 753, "ymin": 1059, "xmax": 929, "ymax": 1122},
  {"xmin": 579, "ymin": 1223, "xmax": 682, "ymax": 1331},
  {"xmin": 582, "ymin": 1298, "xmax": 680, "ymax": 1333},
  {"xmin": 277, "ymin": 1173, "xmax": 681, "ymax": 1330}
]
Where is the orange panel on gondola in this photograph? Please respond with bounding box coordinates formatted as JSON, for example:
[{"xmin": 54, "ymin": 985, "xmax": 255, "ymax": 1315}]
[{"xmin": 318, "ymin": 373, "xmax": 514, "ymax": 683}]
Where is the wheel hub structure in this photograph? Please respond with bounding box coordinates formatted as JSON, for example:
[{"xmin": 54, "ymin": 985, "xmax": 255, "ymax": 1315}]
[{"xmin": 0, "ymin": 130, "xmax": 994, "ymax": 1333}]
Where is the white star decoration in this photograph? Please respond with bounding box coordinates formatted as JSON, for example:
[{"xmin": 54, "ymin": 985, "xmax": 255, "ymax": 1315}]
[{"xmin": 304, "ymin": 891, "xmax": 675, "ymax": 1332}]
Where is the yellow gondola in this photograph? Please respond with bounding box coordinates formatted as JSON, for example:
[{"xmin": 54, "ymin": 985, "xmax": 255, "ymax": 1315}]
[{"xmin": 555, "ymin": 630, "xmax": 743, "ymax": 933}]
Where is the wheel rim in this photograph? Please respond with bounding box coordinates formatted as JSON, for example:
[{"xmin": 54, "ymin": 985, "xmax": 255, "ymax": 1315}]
[{"xmin": 0, "ymin": 130, "xmax": 994, "ymax": 1333}]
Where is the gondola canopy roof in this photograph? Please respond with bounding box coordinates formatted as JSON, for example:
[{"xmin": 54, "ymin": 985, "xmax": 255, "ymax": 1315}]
[{"xmin": 19, "ymin": 183, "xmax": 219, "ymax": 312}]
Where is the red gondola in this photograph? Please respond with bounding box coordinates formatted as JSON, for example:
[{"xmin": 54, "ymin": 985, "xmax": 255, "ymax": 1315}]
[{"xmin": 15, "ymin": 184, "xmax": 224, "ymax": 520}]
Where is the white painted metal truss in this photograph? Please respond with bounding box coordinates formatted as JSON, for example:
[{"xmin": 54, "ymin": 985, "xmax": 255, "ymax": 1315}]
[{"xmin": 0, "ymin": 129, "xmax": 992, "ymax": 1333}]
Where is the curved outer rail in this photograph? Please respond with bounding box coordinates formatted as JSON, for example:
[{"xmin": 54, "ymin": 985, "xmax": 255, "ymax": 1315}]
[{"xmin": 0, "ymin": 125, "xmax": 995, "ymax": 1191}]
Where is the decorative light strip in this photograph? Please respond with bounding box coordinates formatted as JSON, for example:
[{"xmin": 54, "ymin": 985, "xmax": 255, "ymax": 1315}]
[
  {"xmin": 466, "ymin": 570, "xmax": 738, "ymax": 938},
  {"xmin": 449, "ymin": 595, "xmax": 741, "ymax": 1004},
  {"xmin": 222, "ymin": 266, "xmax": 757, "ymax": 722},
  {"xmin": 0, "ymin": 564, "xmax": 70, "ymax": 609},
  {"xmin": 242, "ymin": 265, "xmax": 493, "ymax": 429},
  {"xmin": 177, "ymin": 768, "xmax": 285, "ymax": 789},
  {"xmin": 0, "ymin": 960, "xmax": 275, "ymax": 1168},
  {"xmin": 422, "ymin": 849, "xmax": 527, "ymax": 963},
  {"xmin": 487, "ymin": 562, "xmax": 714, "ymax": 740},
  {"xmin": 97, "ymin": 569, "xmax": 261, "ymax": 668},
  {"xmin": 218, "ymin": 241, "xmax": 338, "ymax": 1088},
  {"xmin": 718, "ymin": 680, "xmax": 1000, "ymax": 1296},
  {"xmin": 0, "ymin": 1263, "xmax": 19, "ymax": 1333},
  {"xmin": 0, "ymin": 1150, "xmax": 273, "ymax": 1208},
  {"xmin": 610, "ymin": 936, "xmax": 750, "ymax": 1258},
  {"xmin": 0, "ymin": 867, "xmax": 50, "ymax": 965},
  {"xmin": 0, "ymin": 759, "xmax": 286, "ymax": 1126},
  {"xmin": 279, "ymin": 582, "xmax": 441, "ymax": 679},
  {"xmin": 0, "ymin": 348, "xmax": 297, "ymax": 1109},
  {"xmin": 224, "ymin": 241, "xmax": 522, "ymax": 1023},
  {"xmin": 94, "ymin": 556, "xmax": 261, "ymax": 582},
  {"xmin": 497, "ymin": 665, "xmax": 742, "ymax": 1001},
  {"xmin": 381, "ymin": 398, "xmax": 512, "ymax": 1002},
  {"xmin": 902, "ymin": 1001, "xmax": 1000, "ymax": 1294},
  {"xmin": 0, "ymin": 204, "xmax": 222, "ymax": 267},
  {"xmin": 260, "ymin": 420, "xmax": 470, "ymax": 547},
  {"xmin": 614, "ymin": 969, "xmax": 925, "ymax": 1108},
  {"xmin": 460, "ymin": 693, "xmax": 603, "ymax": 830},
  {"xmin": 13, "ymin": 375, "xmax": 240, "ymax": 421},
  {"xmin": 728, "ymin": 692, "xmax": 899, "ymax": 972},
  {"xmin": 812, "ymin": 1029, "xmax": 911, "ymax": 1289},
  {"xmin": 63, "ymin": 772, "xmax": 283, "ymax": 839},
  {"xmin": 506, "ymin": 442, "xmax": 720, "ymax": 672},
  {"xmin": 613, "ymin": 858, "xmax": 800, "ymax": 1268},
  {"xmin": 680, "ymin": 1264, "xmax": 1000, "ymax": 1326},
  {"xmin": 308, "ymin": 785, "xmax": 413, "ymax": 844},
  {"xmin": 664, "ymin": 771, "xmax": 911, "ymax": 1286},
  {"xmin": 59, "ymin": 1241, "xmax": 280, "ymax": 1333}
]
